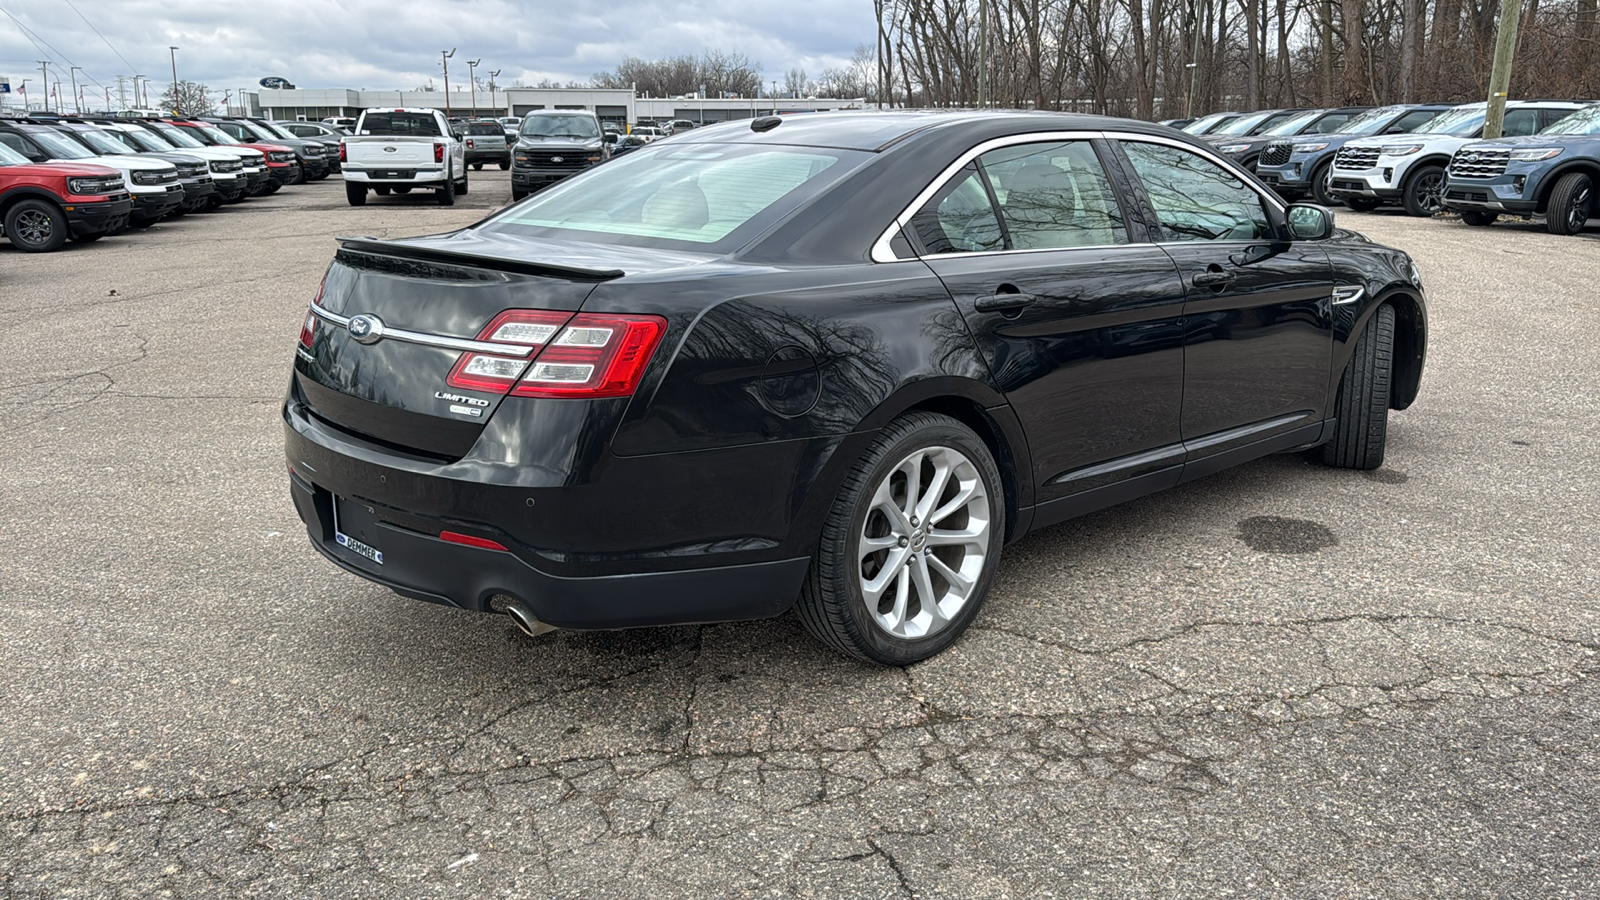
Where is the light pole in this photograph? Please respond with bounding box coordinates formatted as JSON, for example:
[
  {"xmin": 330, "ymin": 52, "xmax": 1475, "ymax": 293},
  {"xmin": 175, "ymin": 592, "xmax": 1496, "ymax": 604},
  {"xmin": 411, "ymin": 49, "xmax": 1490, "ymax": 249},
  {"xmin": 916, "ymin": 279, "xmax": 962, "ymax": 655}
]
[
  {"xmin": 489, "ymin": 69, "xmax": 501, "ymax": 116},
  {"xmin": 69, "ymin": 66, "xmax": 82, "ymax": 114},
  {"xmin": 133, "ymin": 75, "xmax": 146, "ymax": 108},
  {"xmin": 441, "ymin": 49, "xmax": 456, "ymax": 118},
  {"xmin": 169, "ymin": 46, "xmax": 180, "ymax": 114},
  {"xmin": 467, "ymin": 59, "xmax": 480, "ymax": 118},
  {"xmin": 38, "ymin": 62, "xmax": 50, "ymax": 111},
  {"xmin": 1185, "ymin": 0, "xmax": 1204, "ymax": 118}
]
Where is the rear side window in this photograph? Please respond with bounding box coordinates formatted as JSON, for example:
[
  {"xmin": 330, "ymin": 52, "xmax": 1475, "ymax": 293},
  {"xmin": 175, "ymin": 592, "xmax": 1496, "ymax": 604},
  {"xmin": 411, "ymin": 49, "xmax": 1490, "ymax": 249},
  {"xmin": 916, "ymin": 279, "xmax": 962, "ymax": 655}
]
[
  {"xmin": 979, "ymin": 141, "xmax": 1127, "ymax": 249},
  {"xmin": 908, "ymin": 165, "xmax": 1004, "ymax": 254},
  {"xmin": 1120, "ymin": 141, "xmax": 1274, "ymax": 242},
  {"xmin": 1501, "ymin": 108, "xmax": 1541, "ymax": 137},
  {"xmin": 1390, "ymin": 110, "xmax": 1443, "ymax": 133},
  {"xmin": 360, "ymin": 113, "xmax": 443, "ymax": 137}
]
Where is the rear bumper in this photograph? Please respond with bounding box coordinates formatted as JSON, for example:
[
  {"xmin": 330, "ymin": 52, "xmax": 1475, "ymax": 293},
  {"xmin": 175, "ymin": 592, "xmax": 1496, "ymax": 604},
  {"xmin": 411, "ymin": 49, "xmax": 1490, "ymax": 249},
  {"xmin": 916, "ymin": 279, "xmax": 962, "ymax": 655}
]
[
  {"xmin": 65, "ymin": 196, "xmax": 132, "ymax": 236},
  {"xmin": 282, "ymin": 396, "xmax": 823, "ymax": 629},
  {"xmin": 343, "ymin": 168, "xmax": 448, "ymax": 184}
]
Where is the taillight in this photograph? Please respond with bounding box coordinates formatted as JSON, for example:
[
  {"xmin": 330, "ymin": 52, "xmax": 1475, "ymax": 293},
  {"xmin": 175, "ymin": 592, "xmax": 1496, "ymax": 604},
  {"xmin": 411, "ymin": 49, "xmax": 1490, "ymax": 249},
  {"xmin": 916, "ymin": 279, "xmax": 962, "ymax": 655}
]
[
  {"xmin": 445, "ymin": 310, "xmax": 573, "ymax": 394},
  {"xmin": 299, "ymin": 274, "xmax": 327, "ymax": 348},
  {"xmin": 338, "ymin": 142, "xmax": 347, "ymax": 163},
  {"xmin": 466, "ymin": 139, "xmax": 475, "ymax": 150},
  {"xmin": 512, "ymin": 314, "xmax": 666, "ymax": 398},
  {"xmin": 434, "ymin": 143, "xmax": 445, "ymax": 163},
  {"xmin": 440, "ymin": 530, "xmax": 508, "ymax": 551},
  {"xmin": 444, "ymin": 310, "xmax": 667, "ymax": 399}
]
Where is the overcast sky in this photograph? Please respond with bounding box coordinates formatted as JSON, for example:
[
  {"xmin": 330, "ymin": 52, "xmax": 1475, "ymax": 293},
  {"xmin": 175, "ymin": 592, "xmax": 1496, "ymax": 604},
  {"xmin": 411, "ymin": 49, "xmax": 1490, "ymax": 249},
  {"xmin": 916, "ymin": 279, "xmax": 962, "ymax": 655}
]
[{"xmin": 1, "ymin": 0, "xmax": 875, "ymax": 105}]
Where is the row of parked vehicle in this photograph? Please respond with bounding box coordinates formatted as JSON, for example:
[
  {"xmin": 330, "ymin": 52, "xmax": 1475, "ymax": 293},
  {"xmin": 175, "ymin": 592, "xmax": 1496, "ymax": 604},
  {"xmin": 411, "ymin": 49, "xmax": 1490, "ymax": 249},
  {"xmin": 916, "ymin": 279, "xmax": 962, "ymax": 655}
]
[
  {"xmin": 1171, "ymin": 99, "xmax": 1600, "ymax": 235},
  {"xmin": 0, "ymin": 114, "xmax": 339, "ymax": 252}
]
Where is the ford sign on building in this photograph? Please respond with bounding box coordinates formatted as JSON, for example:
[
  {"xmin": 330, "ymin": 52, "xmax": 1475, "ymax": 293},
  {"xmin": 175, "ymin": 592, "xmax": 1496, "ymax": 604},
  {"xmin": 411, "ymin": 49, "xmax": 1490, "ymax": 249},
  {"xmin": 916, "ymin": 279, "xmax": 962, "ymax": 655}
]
[{"xmin": 259, "ymin": 77, "xmax": 294, "ymax": 90}]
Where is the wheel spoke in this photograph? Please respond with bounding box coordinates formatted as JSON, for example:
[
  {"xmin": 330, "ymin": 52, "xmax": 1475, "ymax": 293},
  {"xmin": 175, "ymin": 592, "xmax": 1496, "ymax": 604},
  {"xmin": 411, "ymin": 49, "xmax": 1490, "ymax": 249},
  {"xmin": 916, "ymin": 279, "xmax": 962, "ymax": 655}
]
[
  {"xmin": 914, "ymin": 452, "xmax": 954, "ymax": 523},
  {"xmin": 925, "ymin": 552, "xmax": 974, "ymax": 598},
  {"xmin": 909, "ymin": 555, "xmax": 946, "ymax": 628},
  {"xmin": 860, "ymin": 532, "xmax": 900, "ymax": 552},
  {"xmin": 899, "ymin": 451, "xmax": 924, "ymax": 520},
  {"xmin": 882, "ymin": 563, "xmax": 910, "ymax": 631},
  {"xmin": 862, "ymin": 547, "xmax": 910, "ymax": 603},
  {"xmin": 929, "ymin": 480, "xmax": 977, "ymax": 525},
  {"xmin": 926, "ymin": 524, "xmax": 986, "ymax": 548}
]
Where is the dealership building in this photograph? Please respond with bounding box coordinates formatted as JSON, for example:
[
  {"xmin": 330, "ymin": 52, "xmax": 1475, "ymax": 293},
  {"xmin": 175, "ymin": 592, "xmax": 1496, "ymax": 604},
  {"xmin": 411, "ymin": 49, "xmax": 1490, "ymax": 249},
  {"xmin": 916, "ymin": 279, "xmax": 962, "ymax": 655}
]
[{"xmin": 245, "ymin": 87, "xmax": 865, "ymax": 129}]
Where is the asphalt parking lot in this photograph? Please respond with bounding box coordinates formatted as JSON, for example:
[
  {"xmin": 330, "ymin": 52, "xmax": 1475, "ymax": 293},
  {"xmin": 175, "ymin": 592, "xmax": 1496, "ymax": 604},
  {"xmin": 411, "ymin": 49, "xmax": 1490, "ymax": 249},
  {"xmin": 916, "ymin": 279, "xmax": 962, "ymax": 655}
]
[{"xmin": 2, "ymin": 171, "xmax": 1598, "ymax": 898}]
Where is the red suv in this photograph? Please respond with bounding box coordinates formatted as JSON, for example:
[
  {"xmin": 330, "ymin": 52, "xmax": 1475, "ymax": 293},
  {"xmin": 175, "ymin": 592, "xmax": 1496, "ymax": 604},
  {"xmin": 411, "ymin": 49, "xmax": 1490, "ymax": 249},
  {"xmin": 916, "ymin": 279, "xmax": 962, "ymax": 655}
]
[{"xmin": 0, "ymin": 142, "xmax": 130, "ymax": 252}]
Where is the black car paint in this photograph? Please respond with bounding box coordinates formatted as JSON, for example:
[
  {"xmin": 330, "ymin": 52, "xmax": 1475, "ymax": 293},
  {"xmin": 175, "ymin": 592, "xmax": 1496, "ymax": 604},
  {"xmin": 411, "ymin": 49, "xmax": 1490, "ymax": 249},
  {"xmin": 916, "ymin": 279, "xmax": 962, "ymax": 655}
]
[{"xmin": 286, "ymin": 111, "xmax": 1426, "ymax": 630}]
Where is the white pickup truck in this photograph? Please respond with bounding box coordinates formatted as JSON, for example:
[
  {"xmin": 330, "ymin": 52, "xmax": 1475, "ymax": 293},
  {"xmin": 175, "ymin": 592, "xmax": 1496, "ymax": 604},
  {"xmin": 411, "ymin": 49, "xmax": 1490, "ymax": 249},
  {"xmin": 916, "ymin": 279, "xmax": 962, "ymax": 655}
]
[{"xmin": 340, "ymin": 108, "xmax": 468, "ymax": 207}]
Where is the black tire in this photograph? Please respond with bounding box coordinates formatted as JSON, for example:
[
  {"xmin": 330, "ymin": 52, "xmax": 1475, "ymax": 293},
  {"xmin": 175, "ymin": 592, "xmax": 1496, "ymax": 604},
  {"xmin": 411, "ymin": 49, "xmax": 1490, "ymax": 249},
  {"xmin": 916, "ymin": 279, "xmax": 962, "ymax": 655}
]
[
  {"xmin": 3, "ymin": 198, "xmax": 69, "ymax": 252},
  {"xmin": 1460, "ymin": 210, "xmax": 1498, "ymax": 227},
  {"xmin": 438, "ymin": 171, "xmax": 456, "ymax": 206},
  {"xmin": 166, "ymin": 206, "xmax": 188, "ymax": 220},
  {"xmin": 70, "ymin": 232, "xmax": 104, "ymax": 243},
  {"xmin": 393, "ymin": 186, "xmax": 411, "ymax": 195},
  {"xmin": 1545, "ymin": 171, "xmax": 1593, "ymax": 236},
  {"xmin": 1309, "ymin": 161, "xmax": 1338, "ymax": 206},
  {"xmin": 1343, "ymin": 197, "xmax": 1381, "ymax": 213},
  {"xmin": 207, "ymin": 194, "xmax": 225, "ymax": 209},
  {"xmin": 345, "ymin": 182, "xmax": 367, "ymax": 206},
  {"xmin": 1321, "ymin": 304, "xmax": 1395, "ymax": 470},
  {"xmin": 796, "ymin": 412, "xmax": 1005, "ymax": 665},
  {"xmin": 374, "ymin": 186, "xmax": 391, "ymax": 196},
  {"xmin": 262, "ymin": 183, "xmax": 281, "ymax": 195},
  {"xmin": 1401, "ymin": 164, "xmax": 1446, "ymax": 217},
  {"xmin": 473, "ymin": 162, "xmax": 483, "ymax": 170},
  {"xmin": 457, "ymin": 171, "xmax": 469, "ymax": 196},
  {"xmin": 511, "ymin": 188, "xmax": 527, "ymax": 201},
  {"xmin": 499, "ymin": 159, "xmax": 510, "ymax": 171}
]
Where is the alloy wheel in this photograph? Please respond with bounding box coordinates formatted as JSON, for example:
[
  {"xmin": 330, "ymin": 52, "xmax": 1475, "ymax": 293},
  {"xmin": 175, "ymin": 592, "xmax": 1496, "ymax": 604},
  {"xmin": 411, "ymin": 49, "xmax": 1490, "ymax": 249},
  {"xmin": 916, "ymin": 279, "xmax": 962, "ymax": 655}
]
[
  {"xmin": 16, "ymin": 208, "xmax": 52, "ymax": 244},
  {"xmin": 857, "ymin": 445, "xmax": 991, "ymax": 639},
  {"xmin": 1414, "ymin": 172, "xmax": 1443, "ymax": 213},
  {"xmin": 1569, "ymin": 185, "xmax": 1591, "ymax": 232}
]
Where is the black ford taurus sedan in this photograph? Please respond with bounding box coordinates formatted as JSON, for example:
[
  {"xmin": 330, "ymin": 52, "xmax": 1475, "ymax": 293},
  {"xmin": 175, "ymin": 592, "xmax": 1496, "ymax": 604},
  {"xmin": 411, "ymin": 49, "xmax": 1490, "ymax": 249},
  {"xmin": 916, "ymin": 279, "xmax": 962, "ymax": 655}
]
[{"xmin": 285, "ymin": 111, "xmax": 1427, "ymax": 665}]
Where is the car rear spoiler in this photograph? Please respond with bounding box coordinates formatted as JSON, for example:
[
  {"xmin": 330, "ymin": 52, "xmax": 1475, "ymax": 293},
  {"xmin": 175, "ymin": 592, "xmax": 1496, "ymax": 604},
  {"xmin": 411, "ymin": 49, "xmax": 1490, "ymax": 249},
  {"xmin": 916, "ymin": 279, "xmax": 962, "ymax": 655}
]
[{"xmin": 335, "ymin": 236, "xmax": 625, "ymax": 281}]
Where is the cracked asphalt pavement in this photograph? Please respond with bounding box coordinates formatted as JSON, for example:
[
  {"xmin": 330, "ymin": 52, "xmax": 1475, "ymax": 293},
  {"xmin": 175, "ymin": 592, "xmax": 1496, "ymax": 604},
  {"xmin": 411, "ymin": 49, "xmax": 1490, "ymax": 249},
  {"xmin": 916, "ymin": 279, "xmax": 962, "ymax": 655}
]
[{"xmin": 2, "ymin": 173, "xmax": 1597, "ymax": 898}]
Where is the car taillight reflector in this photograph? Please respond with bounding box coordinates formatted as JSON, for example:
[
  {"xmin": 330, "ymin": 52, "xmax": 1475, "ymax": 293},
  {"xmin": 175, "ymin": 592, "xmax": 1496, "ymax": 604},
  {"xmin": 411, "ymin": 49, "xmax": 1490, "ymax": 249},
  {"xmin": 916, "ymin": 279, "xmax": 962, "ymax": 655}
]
[
  {"xmin": 434, "ymin": 143, "xmax": 445, "ymax": 163},
  {"xmin": 466, "ymin": 139, "xmax": 475, "ymax": 149},
  {"xmin": 299, "ymin": 274, "xmax": 327, "ymax": 348},
  {"xmin": 439, "ymin": 530, "xmax": 508, "ymax": 551},
  {"xmin": 511, "ymin": 314, "xmax": 666, "ymax": 399},
  {"xmin": 445, "ymin": 309, "xmax": 574, "ymax": 394},
  {"xmin": 338, "ymin": 142, "xmax": 347, "ymax": 162}
]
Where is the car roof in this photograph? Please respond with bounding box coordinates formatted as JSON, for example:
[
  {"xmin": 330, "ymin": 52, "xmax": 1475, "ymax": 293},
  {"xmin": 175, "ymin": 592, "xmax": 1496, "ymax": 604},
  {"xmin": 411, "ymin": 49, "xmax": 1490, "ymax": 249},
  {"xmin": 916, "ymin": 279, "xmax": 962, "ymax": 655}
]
[{"xmin": 669, "ymin": 109, "xmax": 1194, "ymax": 152}]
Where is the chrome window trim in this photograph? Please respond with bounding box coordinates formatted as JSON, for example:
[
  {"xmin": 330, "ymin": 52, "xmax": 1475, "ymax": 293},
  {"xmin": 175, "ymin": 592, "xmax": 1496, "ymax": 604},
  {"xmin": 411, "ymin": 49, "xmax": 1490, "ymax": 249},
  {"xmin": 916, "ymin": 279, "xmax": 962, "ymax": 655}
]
[
  {"xmin": 308, "ymin": 305, "xmax": 537, "ymax": 357},
  {"xmin": 870, "ymin": 129, "xmax": 1285, "ymax": 263}
]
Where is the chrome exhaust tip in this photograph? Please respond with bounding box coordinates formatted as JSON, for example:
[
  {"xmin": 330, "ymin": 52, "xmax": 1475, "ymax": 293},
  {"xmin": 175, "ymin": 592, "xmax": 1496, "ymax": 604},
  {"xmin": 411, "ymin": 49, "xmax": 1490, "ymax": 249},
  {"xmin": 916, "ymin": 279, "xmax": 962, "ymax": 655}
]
[{"xmin": 498, "ymin": 596, "xmax": 557, "ymax": 638}]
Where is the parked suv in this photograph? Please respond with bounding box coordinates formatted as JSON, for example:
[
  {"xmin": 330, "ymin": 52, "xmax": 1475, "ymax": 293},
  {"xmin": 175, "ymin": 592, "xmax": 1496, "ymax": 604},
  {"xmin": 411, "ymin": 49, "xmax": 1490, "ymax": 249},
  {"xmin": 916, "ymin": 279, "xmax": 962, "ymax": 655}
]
[
  {"xmin": 1329, "ymin": 101, "xmax": 1585, "ymax": 216},
  {"xmin": 0, "ymin": 121, "xmax": 184, "ymax": 226},
  {"xmin": 0, "ymin": 141, "xmax": 129, "ymax": 251},
  {"xmin": 46, "ymin": 120, "xmax": 216, "ymax": 217},
  {"xmin": 134, "ymin": 120, "xmax": 271, "ymax": 201},
  {"xmin": 252, "ymin": 119, "xmax": 342, "ymax": 174},
  {"xmin": 463, "ymin": 121, "xmax": 511, "ymax": 170},
  {"xmin": 511, "ymin": 109, "xmax": 615, "ymax": 200},
  {"xmin": 1255, "ymin": 103, "xmax": 1456, "ymax": 205},
  {"xmin": 1209, "ymin": 106, "xmax": 1371, "ymax": 171},
  {"xmin": 203, "ymin": 117, "xmax": 330, "ymax": 181},
  {"xmin": 160, "ymin": 119, "xmax": 300, "ymax": 193},
  {"xmin": 90, "ymin": 119, "xmax": 251, "ymax": 207},
  {"xmin": 1442, "ymin": 102, "xmax": 1600, "ymax": 234}
]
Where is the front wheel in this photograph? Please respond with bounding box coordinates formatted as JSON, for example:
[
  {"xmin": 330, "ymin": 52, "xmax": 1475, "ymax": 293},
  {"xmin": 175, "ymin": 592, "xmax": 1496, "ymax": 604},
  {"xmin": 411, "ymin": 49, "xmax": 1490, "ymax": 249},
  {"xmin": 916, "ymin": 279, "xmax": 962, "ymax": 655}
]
[
  {"xmin": 796, "ymin": 412, "xmax": 1005, "ymax": 665},
  {"xmin": 3, "ymin": 199, "xmax": 69, "ymax": 252},
  {"xmin": 1343, "ymin": 197, "xmax": 1381, "ymax": 213},
  {"xmin": 345, "ymin": 182, "xmax": 367, "ymax": 206},
  {"xmin": 1321, "ymin": 304, "xmax": 1395, "ymax": 470},
  {"xmin": 374, "ymin": 186, "xmax": 391, "ymax": 196},
  {"xmin": 1545, "ymin": 172, "xmax": 1593, "ymax": 236},
  {"xmin": 1402, "ymin": 164, "xmax": 1446, "ymax": 217},
  {"xmin": 1309, "ymin": 161, "xmax": 1338, "ymax": 206},
  {"xmin": 1460, "ymin": 210, "xmax": 1498, "ymax": 227},
  {"xmin": 473, "ymin": 162, "xmax": 483, "ymax": 171},
  {"xmin": 511, "ymin": 187, "xmax": 528, "ymax": 201}
]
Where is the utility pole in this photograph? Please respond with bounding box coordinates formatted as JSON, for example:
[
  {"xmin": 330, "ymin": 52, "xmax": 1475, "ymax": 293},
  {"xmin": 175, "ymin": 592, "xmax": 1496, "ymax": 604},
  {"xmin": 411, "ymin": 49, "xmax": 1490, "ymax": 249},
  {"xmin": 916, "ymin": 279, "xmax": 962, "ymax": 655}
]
[
  {"xmin": 441, "ymin": 49, "xmax": 456, "ymax": 118},
  {"xmin": 169, "ymin": 46, "xmax": 180, "ymax": 114},
  {"xmin": 69, "ymin": 67, "xmax": 82, "ymax": 113},
  {"xmin": 489, "ymin": 69, "xmax": 501, "ymax": 115},
  {"xmin": 1483, "ymin": 0, "xmax": 1524, "ymax": 138},
  {"xmin": 116, "ymin": 75, "xmax": 128, "ymax": 110},
  {"xmin": 134, "ymin": 75, "xmax": 146, "ymax": 108},
  {"xmin": 38, "ymin": 62, "xmax": 50, "ymax": 111},
  {"xmin": 467, "ymin": 59, "xmax": 480, "ymax": 117},
  {"xmin": 1186, "ymin": 0, "xmax": 1204, "ymax": 118}
]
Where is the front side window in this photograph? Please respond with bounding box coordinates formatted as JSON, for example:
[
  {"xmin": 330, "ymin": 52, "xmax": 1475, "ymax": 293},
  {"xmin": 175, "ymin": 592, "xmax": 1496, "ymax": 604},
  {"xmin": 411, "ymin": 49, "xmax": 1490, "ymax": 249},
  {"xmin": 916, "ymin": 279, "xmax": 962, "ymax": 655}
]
[
  {"xmin": 1120, "ymin": 142, "xmax": 1274, "ymax": 242},
  {"xmin": 979, "ymin": 141, "xmax": 1127, "ymax": 250},
  {"xmin": 1501, "ymin": 108, "xmax": 1541, "ymax": 137},
  {"xmin": 908, "ymin": 164, "xmax": 1004, "ymax": 254}
]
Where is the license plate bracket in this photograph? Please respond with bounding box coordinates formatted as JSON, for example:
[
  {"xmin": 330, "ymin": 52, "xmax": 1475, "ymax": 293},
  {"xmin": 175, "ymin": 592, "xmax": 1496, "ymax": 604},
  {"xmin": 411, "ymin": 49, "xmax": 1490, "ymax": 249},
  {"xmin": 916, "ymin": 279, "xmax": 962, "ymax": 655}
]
[{"xmin": 333, "ymin": 495, "xmax": 384, "ymax": 565}]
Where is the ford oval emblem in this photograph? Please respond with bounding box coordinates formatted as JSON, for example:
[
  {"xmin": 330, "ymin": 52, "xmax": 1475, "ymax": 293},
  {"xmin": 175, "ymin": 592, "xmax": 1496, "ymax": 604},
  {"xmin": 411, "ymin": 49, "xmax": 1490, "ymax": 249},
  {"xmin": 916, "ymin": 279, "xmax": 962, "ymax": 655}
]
[
  {"xmin": 551, "ymin": 156, "xmax": 563, "ymax": 163},
  {"xmin": 383, "ymin": 146, "xmax": 397, "ymax": 152},
  {"xmin": 1464, "ymin": 152, "xmax": 1480, "ymax": 163},
  {"xmin": 347, "ymin": 314, "xmax": 384, "ymax": 345}
]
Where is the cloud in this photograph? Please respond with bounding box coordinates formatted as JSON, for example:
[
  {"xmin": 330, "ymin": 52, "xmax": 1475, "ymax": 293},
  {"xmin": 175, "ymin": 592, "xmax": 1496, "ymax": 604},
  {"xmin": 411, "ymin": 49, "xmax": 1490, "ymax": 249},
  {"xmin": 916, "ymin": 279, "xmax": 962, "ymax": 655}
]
[{"xmin": 0, "ymin": 0, "xmax": 876, "ymax": 104}]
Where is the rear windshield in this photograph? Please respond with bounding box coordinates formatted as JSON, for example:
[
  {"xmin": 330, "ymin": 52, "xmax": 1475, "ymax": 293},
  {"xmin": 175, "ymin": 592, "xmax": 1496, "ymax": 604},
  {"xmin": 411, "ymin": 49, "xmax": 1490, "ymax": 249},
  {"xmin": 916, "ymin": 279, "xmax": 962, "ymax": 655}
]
[
  {"xmin": 484, "ymin": 142, "xmax": 868, "ymax": 250},
  {"xmin": 466, "ymin": 123, "xmax": 503, "ymax": 136},
  {"xmin": 359, "ymin": 113, "xmax": 443, "ymax": 137},
  {"xmin": 520, "ymin": 114, "xmax": 599, "ymax": 139}
]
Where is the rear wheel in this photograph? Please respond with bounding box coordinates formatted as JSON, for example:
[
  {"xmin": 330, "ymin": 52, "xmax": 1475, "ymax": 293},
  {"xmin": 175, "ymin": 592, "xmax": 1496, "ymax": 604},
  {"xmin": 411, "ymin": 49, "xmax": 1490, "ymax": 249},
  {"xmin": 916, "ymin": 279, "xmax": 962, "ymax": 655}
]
[
  {"xmin": 1460, "ymin": 210, "xmax": 1498, "ymax": 227},
  {"xmin": 438, "ymin": 170, "xmax": 456, "ymax": 206},
  {"xmin": 3, "ymin": 199, "xmax": 69, "ymax": 252},
  {"xmin": 393, "ymin": 186, "xmax": 411, "ymax": 194},
  {"xmin": 374, "ymin": 186, "xmax": 391, "ymax": 196},
  {"xmin": 1401, "ymin": 164, "xmax": 1446, "ymax": 217},
  {"xmin": 796, "ymin": 412, "xmax": 1004, "ymax": 665},
  {"xmin": 1343, "ymin": 197, "xmax": 1381, "ymax": 213},
  {"xmin": 1545, "ymin": 172, "xmax": 1593, "ymax": 236},
  {"xmin": 1321, "ymin": 304, "xmax": 1395, "ymax": 470},
  {"xmin": 473, "ymin": 162, "xmax": 483, "ymax": 170},
  {"xmin": 345, "ymin": 182, "xmax": 367, "ymax": 206},
  {"xmin": 457, "ymin": 170, "xmax": 469, "ymax": 195},
  {"xmin": 499, "ymin": 158, "xmax": 510, "ymax": 171}
]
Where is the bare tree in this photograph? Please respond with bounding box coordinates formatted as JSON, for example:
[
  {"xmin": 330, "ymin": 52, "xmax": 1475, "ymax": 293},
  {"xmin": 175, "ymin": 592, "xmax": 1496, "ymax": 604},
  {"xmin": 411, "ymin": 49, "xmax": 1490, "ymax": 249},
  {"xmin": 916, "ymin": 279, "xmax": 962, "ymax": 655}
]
[{"xmin": 160, "ymin": 81, "xmax": 215, "ymax": 117}]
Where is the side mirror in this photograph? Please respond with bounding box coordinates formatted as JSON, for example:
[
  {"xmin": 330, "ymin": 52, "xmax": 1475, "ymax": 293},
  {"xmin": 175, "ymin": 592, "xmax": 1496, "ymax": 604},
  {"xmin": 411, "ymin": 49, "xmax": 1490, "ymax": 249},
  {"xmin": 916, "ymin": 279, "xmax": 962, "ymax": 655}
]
[
  {"xmin": 1286, "ymin": 203, "xmax": 1334, "ymax": 241},
  {"xmin": 603, "ymin": 132, "xmax": 618, "ymax": 144}
]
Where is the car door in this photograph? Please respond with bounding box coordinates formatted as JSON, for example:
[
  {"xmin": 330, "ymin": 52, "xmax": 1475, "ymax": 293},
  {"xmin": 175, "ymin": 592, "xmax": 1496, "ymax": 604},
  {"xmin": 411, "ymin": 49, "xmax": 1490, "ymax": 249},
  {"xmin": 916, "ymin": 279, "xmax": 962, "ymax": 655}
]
[
  {"xmin": 1111, "ymin": 137, "xmax": 1333, "ymax": 470},
  {"xmin": 910, "ymin": 136, "xmax": 1190, "ymax": 515}
]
